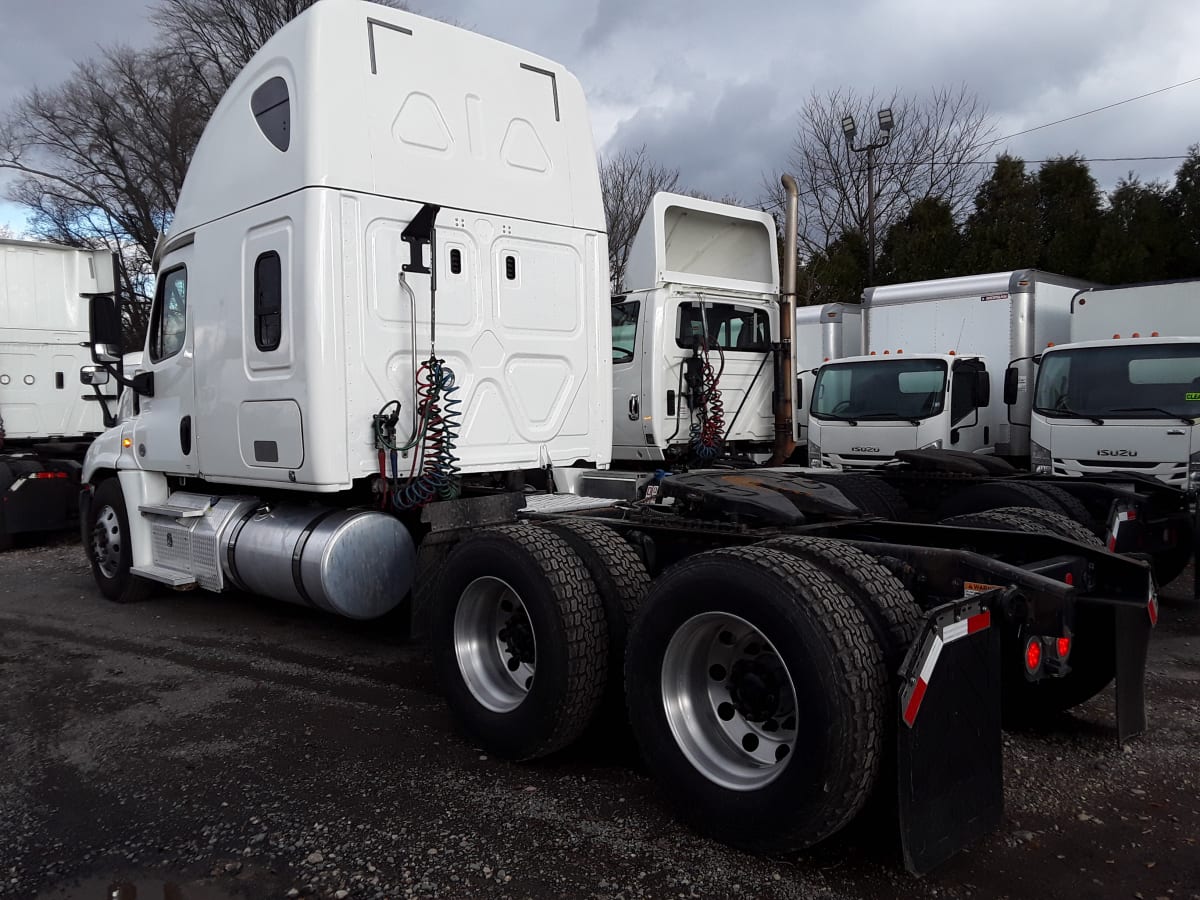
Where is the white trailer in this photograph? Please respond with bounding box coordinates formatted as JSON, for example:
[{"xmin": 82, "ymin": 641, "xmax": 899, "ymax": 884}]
[
  {"xmin": 73, "ymin": 1, "xmax": 1155, "ymax": 875},
  {"xmin": 0, "ymin": 238, "xmax": 114, "ymax": 545},
  {"xmin": 610, "ymin": 193, "xmax": 779, "ymax": 465},
  {"xmin": 794, "ymin": 302, "xmax": 861, "ymax": 450},
  {"xmin": 808, "ymin": 270, "xmax": 1094, "ymax": 468},
  {"xmin": 1029, "ymin": 278, "xmax": 1200, "ymax": 490}
]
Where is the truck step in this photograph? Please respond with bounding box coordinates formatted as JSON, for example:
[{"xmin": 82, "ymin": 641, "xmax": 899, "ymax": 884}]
[
  {"xmin": 139, "ymin": 496, "xmax": 215, "ymax": 518},
  {"xmin": 130, "ymin": 564, "xmax": 197, "ymax": 588},
  {"xmin": 522, "ymin": 494, "xmax": 621, "ymax": 514},
  {"xmin": 577, "ymin": 471, "xmax": 648, "ymax": 501}
]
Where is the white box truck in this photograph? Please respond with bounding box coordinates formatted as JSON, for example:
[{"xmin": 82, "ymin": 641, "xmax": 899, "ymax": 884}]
[
  {"xmin": 0, "ymin": 237, "xmax": 115, "ymax": 547},
  {"xmin": 72, "ymin": 0, "xmax": 1156, "ymax": 874},
  {"xmin": 1029, "ymin": 279, "xmax": 1200, "ymax": 490},
  {"xmin": 808, "ymin": 270, "xmax": 1094, "ymax": 469},
  {"xmin": 794, "ymin": 302, "xmax": 862, "ymax": 452}
]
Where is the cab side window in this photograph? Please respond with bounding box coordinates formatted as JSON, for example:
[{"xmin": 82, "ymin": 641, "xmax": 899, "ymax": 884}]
[
  {"xmin": 149, "ymin": 266, "xmax": 188, "ymax": 362},
  {"xmin": 612, "ymin": 300, "xmax": 640, "ymax": 364}
]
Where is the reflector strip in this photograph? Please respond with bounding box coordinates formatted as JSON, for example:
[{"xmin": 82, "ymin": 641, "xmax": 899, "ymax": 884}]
[
  {"xmin": 1106, "ymin": 507, "xmax": 1136, "ymax": 552},
  {"xmin": 903, "ymin": 679, "xmax": 928, "ymax": 727},
  {"xmin": 1148, "ymin": 592, "xmax": 1159, "ymax": 626},
  {"xmin": 29, "ymin": 471, "xmax": 68, "ymax": 480},
  {"xmin": 919, "ymin": 636, "xmax": 944, "ymax": 682},
  {"xmin": 902, "ymin": 608, "xmax": 993, "ymax": 728}
]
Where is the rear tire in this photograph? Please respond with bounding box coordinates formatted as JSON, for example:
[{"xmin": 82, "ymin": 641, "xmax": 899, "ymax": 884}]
[
  {"xmin": 816, "ymin": 473, "xmax": 911, "ymax": 520},
  {"xmin": 937, "ymin": 507, "xmax": 1115, "ymax": 722},
  {"xmin": 756, "ymin": 535, "xmax": 921, "ymax": 674},
  {"xmin": 538, "ymin": 519, "xmax": 650, "ymax": 717},
  {"xmin": 935, "ymin": 481, "xmax": 1066, "ymax": 521},
  {"xmin": 1032, "ymin": 484, "xmax": 1101, "ymax": 536},
  {"xmin": 625, "ymin": 546, "xmax": 885, "ymax": 852},
  {"xmin": 87, "ymin": 478, "xmax": 153, "ymax": 604},
  {"xmin": 431, "ymin": 524, "xmax": 608, "ymax": 760}
]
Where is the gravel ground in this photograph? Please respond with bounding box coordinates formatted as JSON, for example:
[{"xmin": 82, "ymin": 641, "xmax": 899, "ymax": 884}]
[{"xmin": 0, "ymin": 535, "xmax": 1197, "ymax": 900}]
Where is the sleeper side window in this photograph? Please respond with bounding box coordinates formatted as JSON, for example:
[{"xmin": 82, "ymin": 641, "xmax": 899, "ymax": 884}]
[
  {"xmin": 251, "ymin": 77, "xmax": 291, "ymax": 152},
  {"xmin": 254, "ymin": 251, "xmax": 282, "ymax": 352}
]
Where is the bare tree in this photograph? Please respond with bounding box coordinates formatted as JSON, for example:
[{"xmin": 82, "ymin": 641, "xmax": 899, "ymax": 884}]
[
  {"xmin": 600, "ymin": 145, "xmax": 681, "ymax": 290},
  {"xmin": 0, "ymin": 47, "xmax": 208, "ymax": 339},
  {"xmin": 152, "ymin": 0, "xmax": 412, "ymax": 106},
  {"xmin": 771, "ymin": 85, "xmax": 995, "ymax": 263}
]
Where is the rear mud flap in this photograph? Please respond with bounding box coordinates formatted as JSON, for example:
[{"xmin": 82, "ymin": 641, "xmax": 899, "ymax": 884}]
[
  {"xmin": 897, "ymin": 597, "xmax": 1003, "ymax": 876},
  {"xmin": 1114, "ymin": 602, "xmax": 1152, "ymax": 743}
]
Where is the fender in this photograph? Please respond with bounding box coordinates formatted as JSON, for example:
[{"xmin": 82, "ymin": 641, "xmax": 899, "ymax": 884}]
[{"xmin": 82, "ymin": 423, "xmax": 134, "ymax": 484}]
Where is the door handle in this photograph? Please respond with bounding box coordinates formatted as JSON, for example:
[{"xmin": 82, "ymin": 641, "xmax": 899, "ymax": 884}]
[{"xmin": 628, "ymin": 394, "xmax": 640, "ymax": 421}]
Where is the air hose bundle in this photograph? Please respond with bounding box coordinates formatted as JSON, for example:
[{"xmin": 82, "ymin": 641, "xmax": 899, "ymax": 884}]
[
  {"xmin": 373, "ymin": 356, "xmax": 461, "ymax": 510},
  {"xmin": 688, "ymin": 340, "xmax": 725, "ymax": 462}
]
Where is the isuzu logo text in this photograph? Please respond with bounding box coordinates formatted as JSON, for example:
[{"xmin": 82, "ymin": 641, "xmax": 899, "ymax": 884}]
[
  {"xmin": 1097, "ymin": 449, "xmax": 1138, "ymax": 457},
  {"xmin": 851, "ymin": 446, "xmax": 881, "ymax": 453}
]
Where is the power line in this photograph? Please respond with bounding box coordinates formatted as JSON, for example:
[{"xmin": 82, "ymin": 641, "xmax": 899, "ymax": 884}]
[{"xmin": 981, "ymin": 75, "xmax": 1200, "ymax": 149}]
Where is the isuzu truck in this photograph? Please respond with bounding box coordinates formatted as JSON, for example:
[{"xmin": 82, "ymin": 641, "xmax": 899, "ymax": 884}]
[{"xmin": 808, "ymin": 270, "xmax": 1095, "ymax": 469}]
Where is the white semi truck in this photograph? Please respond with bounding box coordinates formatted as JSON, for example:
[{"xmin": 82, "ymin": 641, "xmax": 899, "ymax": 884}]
[
  {"xmin": 610, "ymin": 193, "xmax": 779, "ymax": 465},
  {"xmin": 76, "ymin": 0, "xmax": 1158, "ymax": 875},
  {"xmin": 807, "ymin": 270, "xmax": 1095, "ymax": 469},
  {"xmin": 0, "ymin": 237, "xmax": 116, "ymax": 547}
]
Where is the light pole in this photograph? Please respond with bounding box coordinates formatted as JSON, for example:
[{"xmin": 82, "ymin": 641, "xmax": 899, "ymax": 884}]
[{"xmin": 842, "ymin": 107, "xmax": 893, "ymax": 286}]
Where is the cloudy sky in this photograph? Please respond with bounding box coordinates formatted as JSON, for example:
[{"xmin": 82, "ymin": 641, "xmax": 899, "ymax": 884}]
[{"xmin": 2, "ymin": 0, "xmax": 1199, "ymax": 233}]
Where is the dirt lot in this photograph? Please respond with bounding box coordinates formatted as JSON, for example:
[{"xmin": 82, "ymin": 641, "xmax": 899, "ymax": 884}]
[{"xmin": 1, "ymin": 536, "xmax": 1197, "ymax": 900}]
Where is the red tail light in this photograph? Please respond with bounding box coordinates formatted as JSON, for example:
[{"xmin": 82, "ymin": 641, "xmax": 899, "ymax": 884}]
[
  {"xmin": 1024, "ymin": 638, "xmax": 1042, "ymax": 673},
  {"xmin": 29, "ymin": 471, "xmax": 68, "ymax": 480},
  {"xmin": 1056, "ymin": 637, "xmax": 1071, "ymax": 659}
]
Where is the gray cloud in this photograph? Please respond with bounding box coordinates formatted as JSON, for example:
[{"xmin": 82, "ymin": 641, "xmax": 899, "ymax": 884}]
[{"xmin": 3, "ymin": 0, "xmax": 1199, "ymax": 232}]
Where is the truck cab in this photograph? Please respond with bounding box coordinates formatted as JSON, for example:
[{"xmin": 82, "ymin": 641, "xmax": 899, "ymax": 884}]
[
  {"xmin": 1030, "ymin": 336, "xmax": 1200, "ymax": 489},
  {"xmin": 808, "ymin": 352, "xmax": 992, "ymax": 468},
  {"xmin": 610, "ymin": 193, "xmax": 779, "ymax": 464}
]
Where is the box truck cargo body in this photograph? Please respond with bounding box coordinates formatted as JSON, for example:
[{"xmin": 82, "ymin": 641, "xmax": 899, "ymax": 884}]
[
  {"xmin": 794, "ymin": 302, "xmax": 861, "ymax": 449},
  {"xmin": 1031, "ymin": 279, "xmax": 1200, "ymax": 489},
  {"xmin": 808, "ymin": 270, "xmax": 1093, "ymax": 468}
]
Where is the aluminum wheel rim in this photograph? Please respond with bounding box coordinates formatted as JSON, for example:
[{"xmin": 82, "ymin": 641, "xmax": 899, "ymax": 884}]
[
  {"xmin": 661, "ymin": 612, "xmax": 798, "ymax": 791},
  {"xmin": 91, "ymin": 504, "xmax": 122, "ymax": 579},
  {"xmin": 453, "ymin": 576, "xmax": 536, "ymax": 713}
]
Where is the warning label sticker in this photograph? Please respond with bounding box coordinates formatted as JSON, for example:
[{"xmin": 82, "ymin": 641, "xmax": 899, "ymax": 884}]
[
  {"xmin": 980, "ymin": 292, "xmax": 1009, "ymax": 302},
  {"xmin": 963, "ymin": 581, "xmax": 1002, "ymax": 597}
]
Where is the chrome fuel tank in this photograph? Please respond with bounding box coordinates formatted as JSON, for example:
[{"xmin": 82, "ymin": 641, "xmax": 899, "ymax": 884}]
[{"xmin": 224, "ymin": 505, "xmax": 416, "ymax": 619}]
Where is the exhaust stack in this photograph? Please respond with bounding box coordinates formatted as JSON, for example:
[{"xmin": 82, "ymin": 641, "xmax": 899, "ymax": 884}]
[{"xmin": 768, "ymin": 174, "xmax": 799, "ymax": 465}]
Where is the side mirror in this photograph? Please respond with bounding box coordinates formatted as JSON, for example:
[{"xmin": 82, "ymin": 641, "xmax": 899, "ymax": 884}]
[
  {"xmin": 950, "ymin": 427, "xmax": 961, "ymax": 445},
  {"xmin": 89, "ymin": 295, "xmax": 122, "ymax": 364},
  {"xmin": 1003, "ymin": 367, "xmax": 1019, "ymax": 406},
  {"xmin": 80, "ymin": 366, "xmax": 110, "ymax": 387},
  {"xmin": 975, "ymin": 370, "xmax": 991, "ymax": 407}
]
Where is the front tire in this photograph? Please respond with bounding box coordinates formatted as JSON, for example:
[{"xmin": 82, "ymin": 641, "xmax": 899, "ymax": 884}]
[
  {"xmin": 431, "ymin": 524, "xmax": 608, "ymax": 760},
  {"xmin": 625, "ymin": 546, "xmax": 885, "ymax": 852},
  {"xmin": 87, "ymin": 478, "xmax": 153, "ymax": 604}
]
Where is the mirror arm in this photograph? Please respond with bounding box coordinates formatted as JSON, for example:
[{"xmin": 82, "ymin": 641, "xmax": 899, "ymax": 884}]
[
  {"xmin": 98, "ymin": 360, "xmax": 154, "ymax": 397},
  {"xmin": 90, "ymin": 384, "xmax": 118, "ymax": 429}
]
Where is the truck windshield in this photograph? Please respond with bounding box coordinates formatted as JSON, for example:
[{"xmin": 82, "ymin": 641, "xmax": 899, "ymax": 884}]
[
  {"xmin": 1035, "ymin": 343, "xmax": 1200, "ymax": 420},
  {"xmin": 812, "ymin": 358, "xmax": 947, "ymax": 421}
]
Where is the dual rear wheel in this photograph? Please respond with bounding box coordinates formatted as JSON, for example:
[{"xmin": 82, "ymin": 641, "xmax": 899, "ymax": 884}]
[{"xmin": 432, "ymin": 525, "xmax": 913, "ymax": 851}]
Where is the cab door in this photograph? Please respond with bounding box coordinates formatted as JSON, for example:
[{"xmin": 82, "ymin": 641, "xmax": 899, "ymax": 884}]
[
  {"xmin": 611, "ymin": 296, "xmax": 648, "ymax": 457},
  {"xmin": 949, "ymin": 356, "xmax": 991, "ymax": 453},
  {"xmin": 131, "ymin": 248, "xmax": 198, "ymax": 474}
]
